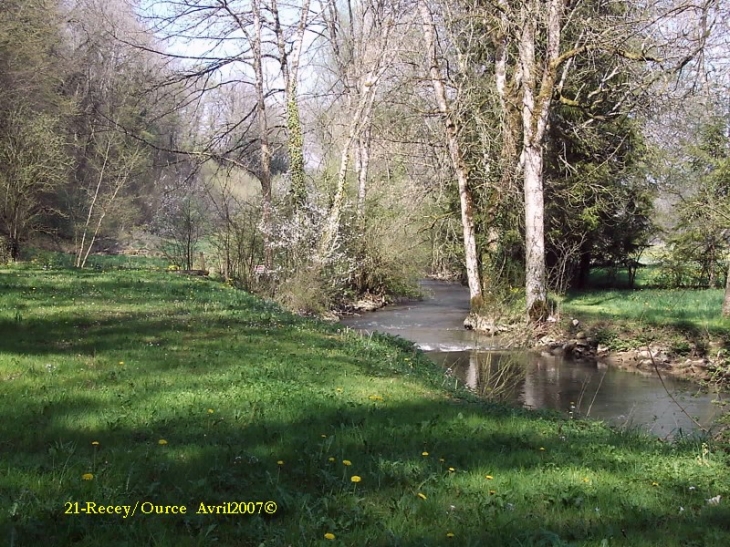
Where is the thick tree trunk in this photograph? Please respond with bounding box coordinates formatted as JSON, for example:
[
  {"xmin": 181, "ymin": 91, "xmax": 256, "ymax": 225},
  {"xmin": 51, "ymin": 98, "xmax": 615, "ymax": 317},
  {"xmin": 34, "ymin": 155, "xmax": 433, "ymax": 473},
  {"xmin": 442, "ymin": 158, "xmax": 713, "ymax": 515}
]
[
  {"xmin": 518, "ymin": 0, "xmax": 563, "ymax": 320},
  {"xmin": 523, "ymin": 143, "xmax": 547, "ymax": 319},
  {"xmin": 419, "ymin": 0, "xmax": 483, "ymax": 308}
]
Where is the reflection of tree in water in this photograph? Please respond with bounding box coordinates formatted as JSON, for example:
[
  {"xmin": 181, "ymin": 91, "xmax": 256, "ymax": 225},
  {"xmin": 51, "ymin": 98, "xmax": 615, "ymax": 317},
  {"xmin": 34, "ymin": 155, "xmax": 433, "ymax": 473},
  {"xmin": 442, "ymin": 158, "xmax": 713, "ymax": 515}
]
[{"xmin": 464, "ymin": 352, "xmax": 526, "ymax": 403}]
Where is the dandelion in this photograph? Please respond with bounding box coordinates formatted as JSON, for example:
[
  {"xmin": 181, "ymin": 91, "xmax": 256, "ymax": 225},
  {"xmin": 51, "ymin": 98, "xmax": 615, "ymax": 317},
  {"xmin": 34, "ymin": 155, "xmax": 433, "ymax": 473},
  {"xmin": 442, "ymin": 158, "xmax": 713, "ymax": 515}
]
[
  {"xmin": 351, "ymin": 476, "xmax": 362, "ymax": 483},
  {"xmin": 343, "ymin": 460, "xmax": 352, "ymax": 466},
  {"xmin": 368, "ymin": 395, "xmax": 383, "ymax": 401},
  {"xmin": 207, "ymin": 409, "xmax": 214, "ymax": 414},
  {"xmin": 82, "ymin": 473, "xmax": 94, "ymax": 481},
  {"xmin": 422, "ymin": 451, "xmax": 429, "ymax": 457},
  {"xmin": 448, "ymin": 467, "xmax": 455, "ymax": 473},
  {"xmin": 277, "ymin": 460, "xmax": 284, "ymax": 466},
  {"xmin": 118, "ymin": 361, "xmax": 124, "ymax": 365},
  {"xmin": 485, "ymin": 475, "xmax": 493, "ymax": 480},
  {"xmin": 91, "ymin": 441, "xmax": 100, "ymax": 446},
  {"xmin": 321, "ymin": 434, "xmax": 327, "ymax": 438},
  {"xmin": 439, "ymin": 458, "xmax": 445, "ymax": 463},
  {"xmin": 328, "ymin": 457, "xmax": 335, "ymax": 462},
  {"xmin": 489, "ymin": 490, "xmax": 496, "ymax": 495},
  {"xmin": 158, "ymin": 439, "xmax": 168, "ymax": 445},
  {"xmin": 417, "ymin": 492, "xmax": 427, "ymax": 500},
  {"xmin": 324, "ymin": 532, "xmax": 336, "ymax": 540},
  {"xmin": 539, "ymin": 447, "xmax": 545, "ymax": 451},
  {"xmin": 582, "ymin": 478, "xmax": 591, "ymax": 483},
  {"xmin": 446, "ymin": 532, "xmax": 455, "ymax": 538},
  {"xmin": 651, "ymin": 481, "xmax": 659, "ymax": 487}
]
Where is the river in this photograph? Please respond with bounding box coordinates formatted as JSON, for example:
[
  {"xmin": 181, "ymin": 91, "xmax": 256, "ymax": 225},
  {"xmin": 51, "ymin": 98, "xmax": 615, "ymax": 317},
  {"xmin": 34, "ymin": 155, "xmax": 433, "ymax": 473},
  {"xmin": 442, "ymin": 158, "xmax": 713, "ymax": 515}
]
[{"xmin": 340, "ymin": 279, "xmax": 723, "ymax": 437}]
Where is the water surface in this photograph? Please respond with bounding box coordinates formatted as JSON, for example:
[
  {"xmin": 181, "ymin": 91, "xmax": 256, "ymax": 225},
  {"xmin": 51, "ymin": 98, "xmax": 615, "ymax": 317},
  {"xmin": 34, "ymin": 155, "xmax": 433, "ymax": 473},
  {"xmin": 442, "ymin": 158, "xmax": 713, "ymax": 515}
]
[{"xmin": 341, "ymin": 280, "xmax": 723, "ymax": 436}]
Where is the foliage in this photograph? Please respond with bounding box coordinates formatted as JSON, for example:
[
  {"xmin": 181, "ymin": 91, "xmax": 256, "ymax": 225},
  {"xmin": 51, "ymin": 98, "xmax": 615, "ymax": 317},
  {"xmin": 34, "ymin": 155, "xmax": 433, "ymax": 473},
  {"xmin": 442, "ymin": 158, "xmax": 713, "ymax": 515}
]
[
  {"xmin": 0, "ymin": 0, "xmax": 73, "ymax": 258},
  {"xmin": 658, "ymin": 114, "xmax": 730, "ymax": 289},
  {"xmin": 1, "ymin": 261, "xmax": 730, "ymax": 546}
]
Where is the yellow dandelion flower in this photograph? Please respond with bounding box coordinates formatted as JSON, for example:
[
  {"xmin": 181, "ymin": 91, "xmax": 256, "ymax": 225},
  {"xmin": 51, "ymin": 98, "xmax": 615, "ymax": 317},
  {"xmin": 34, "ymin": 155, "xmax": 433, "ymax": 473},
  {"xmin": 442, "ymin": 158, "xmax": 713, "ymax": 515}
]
[
  {"xmin": 207, "ymin": 409, "xmax": 214, "ymax": 414},
  {"xmin": 485, "ymin": 475, "xmax": 493, "ymax": 480},
  {"xmin": 158, "ymin": 439, "xmax": 168, "ymax": 445},
  {"xmin": 118, "ymin": 361, "xmax": 124, "ymax": 365},
  {"xmin": 422, "ymin": 451, "xmax": 429, "ymax": 457},
  {"xmin": 324, "ymin": 532, "xmax": 336, "ymax": 540},
  {"xmin": 446, "ymin": 532, "xmax": 455, "ymax": 538},
  {"xmin": 582, "ymin": 477, "xmax": 591, "ymax": 483},
  {"xmin": 277, "ymin": 460, "xmax": 284, "ymax": 466},
  {"xmin": 439, "ymin": 458, "xmax": 445, "ymax": 463},
  {"xmin": 539, "ymin": 447, "xmax": 545, "ymax": 451},
  {"xmin": 82, "ymin": 473, "xmax": 94, "ymax": 481},
  {"xmin": 448, "ymin": 467, "xmax": 455, "ymax": 473},
  {"xmin": 328, "ymin": 457, "xmax": 335, "ymax": 462},
  {"xmin": 342, "ymin": 460, "xmax": 352, "ymax": 466},
  {"xmin": 489, "ymin": 490, "xmax": 496, "ymax": 495},
  {"xmin": 91, "ymin": 441, "xmax": 100, "ymax": 446},
  {"xmin": 417, "ymin": 492, "xmax": 427, "ymax": 500},
  {"xmin": 351, "ymin": 475, "xmax": 362, "ymax": 483},
  {"xmin": 321, "ymin": 434, "xmax": 327, "ymax": 438},
  {"xmin": 652, "ymin": 481, "xmax": 659, "ymax": 487}
]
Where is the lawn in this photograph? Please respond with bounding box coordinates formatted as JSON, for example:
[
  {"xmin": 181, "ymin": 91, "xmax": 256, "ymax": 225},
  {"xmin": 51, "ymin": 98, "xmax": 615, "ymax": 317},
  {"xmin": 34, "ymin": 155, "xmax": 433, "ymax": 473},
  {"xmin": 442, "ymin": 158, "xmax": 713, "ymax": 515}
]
[
  {"xmin": 1, "ymin": 260, "xmax": 729, "ymax": 546},
  {"xmin": 561, "ymin": 287, "xmax": 730, "ymax": 353}
]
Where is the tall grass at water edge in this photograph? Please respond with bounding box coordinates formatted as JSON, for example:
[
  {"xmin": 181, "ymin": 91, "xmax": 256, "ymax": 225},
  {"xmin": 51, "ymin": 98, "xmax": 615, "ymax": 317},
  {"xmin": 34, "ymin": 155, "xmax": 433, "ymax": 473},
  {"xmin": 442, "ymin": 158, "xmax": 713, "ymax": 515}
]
[{"xmin": 0, "ymin": 259, "xmax": 729, "ymax": 546}]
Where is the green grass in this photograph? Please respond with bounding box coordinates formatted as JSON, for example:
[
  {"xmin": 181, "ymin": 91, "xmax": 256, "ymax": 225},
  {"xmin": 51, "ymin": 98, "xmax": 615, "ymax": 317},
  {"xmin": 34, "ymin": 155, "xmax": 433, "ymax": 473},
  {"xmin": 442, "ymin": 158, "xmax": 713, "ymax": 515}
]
[
  {"xmin": 2, "ymin": 260, "xmax": 730, "ymax": 546},
  {"xmin": 561, "ymin": 287, "xmax": 730, "ymax": 353}
]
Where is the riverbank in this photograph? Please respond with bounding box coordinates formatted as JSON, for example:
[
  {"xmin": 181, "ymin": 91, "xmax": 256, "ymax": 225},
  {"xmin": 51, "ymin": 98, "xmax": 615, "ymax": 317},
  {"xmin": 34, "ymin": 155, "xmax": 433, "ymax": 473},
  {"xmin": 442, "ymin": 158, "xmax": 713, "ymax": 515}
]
[
  {"xmin": 2, "ymin": 264, "xmax": 730, "ymax": 545},
  {"xmin": 465, "ymin": 286, "xmax": 730, "ymax": 388},
  {"xmin": 550, "ymin": 287, "xmax": 730, "ymax": 388}
]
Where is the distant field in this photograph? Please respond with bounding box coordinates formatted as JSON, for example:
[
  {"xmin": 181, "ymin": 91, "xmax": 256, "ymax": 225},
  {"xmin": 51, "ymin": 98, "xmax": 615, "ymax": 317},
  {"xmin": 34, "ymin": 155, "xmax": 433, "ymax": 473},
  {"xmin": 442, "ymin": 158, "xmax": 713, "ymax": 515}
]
[{"xmin": 1, "ymin": 258, "xmax": 730, "ymax": 546}]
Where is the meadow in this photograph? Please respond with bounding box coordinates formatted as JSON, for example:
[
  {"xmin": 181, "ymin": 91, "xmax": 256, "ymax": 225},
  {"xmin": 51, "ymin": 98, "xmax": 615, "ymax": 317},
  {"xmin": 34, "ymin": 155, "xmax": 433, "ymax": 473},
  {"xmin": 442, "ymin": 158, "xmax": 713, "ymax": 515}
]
[
  {"xmin": 1, "ymin": 259, "xmax": 729, "ymax": 546},
  {"xmin": 560, "ymin": 266, "xmax": 730, "ymax": 355}
]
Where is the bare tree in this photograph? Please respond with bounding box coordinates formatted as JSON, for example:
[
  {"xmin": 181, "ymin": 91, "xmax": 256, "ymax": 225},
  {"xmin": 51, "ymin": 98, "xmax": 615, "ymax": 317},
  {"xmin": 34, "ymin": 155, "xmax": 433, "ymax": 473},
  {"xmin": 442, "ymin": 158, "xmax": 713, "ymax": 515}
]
[
  {"xmin": 315, "ymin": 0, "xmax": 401, "ymax": 263},
  {"xmin": 418, "ymin": 0, "xmax": 483, "ymax": 308}
]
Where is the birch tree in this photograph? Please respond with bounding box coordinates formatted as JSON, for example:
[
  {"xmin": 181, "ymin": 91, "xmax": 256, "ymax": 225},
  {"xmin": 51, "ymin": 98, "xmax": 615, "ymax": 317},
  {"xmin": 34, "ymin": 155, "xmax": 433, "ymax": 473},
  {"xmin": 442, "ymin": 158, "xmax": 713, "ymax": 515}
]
[
  {"xmin": 315, "ymin": 0, "xmax": 401, "ymax": 263},
  {"xmin": 418, "ymin": 0, "xmax": 483, "ymax": 308}
]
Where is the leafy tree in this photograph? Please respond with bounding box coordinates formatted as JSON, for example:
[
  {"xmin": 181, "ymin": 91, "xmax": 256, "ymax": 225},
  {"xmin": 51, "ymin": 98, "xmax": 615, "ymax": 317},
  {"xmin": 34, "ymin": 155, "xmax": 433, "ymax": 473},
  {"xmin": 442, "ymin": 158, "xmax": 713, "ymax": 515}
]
[{"xmin": 0, "ymin": 0, "xmax": 72, "ymax": 258}]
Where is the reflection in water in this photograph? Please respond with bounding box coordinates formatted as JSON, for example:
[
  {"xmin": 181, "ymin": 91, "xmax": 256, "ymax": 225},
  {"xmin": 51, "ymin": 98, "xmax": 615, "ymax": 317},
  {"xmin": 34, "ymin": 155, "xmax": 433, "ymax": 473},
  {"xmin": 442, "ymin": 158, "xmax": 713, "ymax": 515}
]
[
  {"xmin": 341, "ymin": 279, "xmax": 724, "ymax": 437},
  {"xmin": 429, "ymin": 349, "xmax": 723, "ymax": 436},
  {"xmin": 442, "ymin": 351, "xmax": 525, "ymax": 403}
]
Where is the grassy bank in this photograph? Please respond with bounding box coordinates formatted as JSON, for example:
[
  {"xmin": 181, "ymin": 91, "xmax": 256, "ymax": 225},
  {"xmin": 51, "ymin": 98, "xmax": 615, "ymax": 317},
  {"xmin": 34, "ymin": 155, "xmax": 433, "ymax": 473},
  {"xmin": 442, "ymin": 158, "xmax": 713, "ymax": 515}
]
[
  {"xmin": 1, "ymin": 262, "xmax": 730, "ymax": 546},
  {"xmin": 561, "ymin": 287, "xmax": 730, "ymax": 355}
]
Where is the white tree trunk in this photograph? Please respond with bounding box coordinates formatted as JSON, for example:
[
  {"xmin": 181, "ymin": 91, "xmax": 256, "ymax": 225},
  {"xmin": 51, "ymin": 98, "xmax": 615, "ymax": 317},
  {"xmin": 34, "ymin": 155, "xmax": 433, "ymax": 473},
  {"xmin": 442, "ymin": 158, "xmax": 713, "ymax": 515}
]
[
  {"xmin": 518, "ymin": 0, "xmax": 563, "ymax": 319},
  {"xmin": 419, "ymin": 0, "xmax": 483, "ymax": 307},
  {"xmin": 522, "ymin": 143, "xmax": 547, "ymax": 317},
  {"xmin": 355, "ymin": 124, "xmax": 371, "ymax": 224}
]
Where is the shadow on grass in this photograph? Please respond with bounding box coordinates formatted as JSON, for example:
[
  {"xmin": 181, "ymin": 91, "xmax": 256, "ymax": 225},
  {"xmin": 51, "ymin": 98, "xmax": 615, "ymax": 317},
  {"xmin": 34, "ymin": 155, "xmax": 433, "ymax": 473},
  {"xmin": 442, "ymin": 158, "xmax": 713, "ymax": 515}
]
[
  {"xmin": 1, "ymin": 268, "xmax": 729, "ymax": 546},
  {"xmin": 2, "ymin": 387, "xmax": 728, "ymax": 547}
]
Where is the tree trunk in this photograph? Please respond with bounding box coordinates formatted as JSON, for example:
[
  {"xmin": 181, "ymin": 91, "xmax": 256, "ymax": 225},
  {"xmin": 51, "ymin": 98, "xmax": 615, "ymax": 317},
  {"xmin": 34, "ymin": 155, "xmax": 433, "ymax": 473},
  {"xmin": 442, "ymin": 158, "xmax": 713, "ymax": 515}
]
[
  {"xmin": 518, "ymin": 0, "xmax": 563, "ymax": 320},
  {"xmin": 272, "ymin": 0, "xmax": 311, "ymax": 207},
  {"xmin": 723, "ymin": 260, "xmax": 730, "ymax": 317},
  {"xmin": 523, "ymin": 143, "xmax": 547, "ymax": 318},
  {"xmin": 355, "ymin": 124, "xmax": 371, "ymax": 225},
  {"xmin": 252, "ymin": 0, "xmax": 273, "ymax": 270},
  {"xmin": 419, "ymin": 0, "xmax": 483, "ymax": 308}
]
